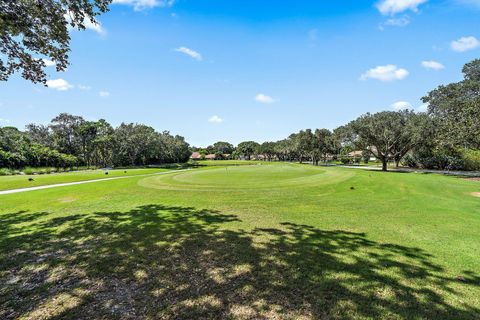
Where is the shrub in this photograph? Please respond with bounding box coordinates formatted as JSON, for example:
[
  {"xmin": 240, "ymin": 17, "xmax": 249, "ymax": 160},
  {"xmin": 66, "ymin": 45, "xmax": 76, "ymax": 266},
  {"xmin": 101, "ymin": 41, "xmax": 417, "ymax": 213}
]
[
  {"xmin": 401, "ymin": 154, "xmax": 417, "ymax": 168},
  {"xmin": 0, "ymin": 168, "xmax": 13, "ymax": 176},
  {"xmin": 340, "ymin": 156, "xmax": 352, "ymax": 165},
  {"xmin": 461, "ymin": 149, "xmax": 480, "ymax": 171},
  {"xmin": 23, "ymin": 167, "xmax": 35, "ymax": 175}
]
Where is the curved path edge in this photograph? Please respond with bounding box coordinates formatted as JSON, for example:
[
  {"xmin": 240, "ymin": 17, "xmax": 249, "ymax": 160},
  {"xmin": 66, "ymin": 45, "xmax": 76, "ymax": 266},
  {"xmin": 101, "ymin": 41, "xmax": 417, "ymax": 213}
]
[{"xmin": 0, "ymin": 169, "xmax": 190, "ymax": 196}]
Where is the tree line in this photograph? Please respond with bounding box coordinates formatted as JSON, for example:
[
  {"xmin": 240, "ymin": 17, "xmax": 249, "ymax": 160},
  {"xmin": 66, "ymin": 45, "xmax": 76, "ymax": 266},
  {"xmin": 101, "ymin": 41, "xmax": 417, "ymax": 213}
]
[
  {"xmin": 0, "ymin": 114, "xmax": 190, "ymax": 169},
  {"xmin": 198, "ymin": 59, "xmax": 480, "ymax": 171},
  {"xmin": 2, "ymin": 59, "xmax": 479, "ymax": 172}
]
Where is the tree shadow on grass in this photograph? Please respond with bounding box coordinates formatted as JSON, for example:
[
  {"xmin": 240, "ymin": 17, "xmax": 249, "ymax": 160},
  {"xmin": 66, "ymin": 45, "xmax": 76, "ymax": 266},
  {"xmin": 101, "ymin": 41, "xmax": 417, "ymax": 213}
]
[{"xmin": 0, "ymin": 205, "xmax": 478, "ymax": 319}]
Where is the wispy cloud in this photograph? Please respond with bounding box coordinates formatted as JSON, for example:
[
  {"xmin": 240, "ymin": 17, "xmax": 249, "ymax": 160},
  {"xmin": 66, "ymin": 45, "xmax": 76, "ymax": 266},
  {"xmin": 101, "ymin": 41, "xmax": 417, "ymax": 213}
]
[
  {"xmin": 451, "ymin": 36, "xmax": 480, "ymax": 52},
  {"xmin": 421, "ymin": 60, "xmax": 445, "ymax": 70},
  {"xmin": 175, "ymin": 47, "xmax": 203, "ymax": 61},
  {"xmin": 376, "ymin": 0, "xmax": 428, "ymax": 15},
  {"xmin": 99, "ymin": 91, "xmax": 111, "ymax": 97},
  {"xmin": 379, "ymin": 16, "xmax": 410, "ymax": 29},
  {"xmin": 113, "ymin": 0, "xmax": 175, "ymax": 11},
  {"xmin": 208, "ymin": 115, "xmax": 223, "ymax": 124},
  {"xmin": 64, "ymin": 12, "xmax": 106, "ymax": 35},
  {"xmin": 255, "ymin": 93, "xmax": 275, "ymax": 104},
  {"xmin": 360, "ymin": 65, "xmax": 409, "ymax": 82},
  {"xmin": 78, "ymin": 85, "xmax": 92, "ymax": 90},
  {"xmin": 46, "ymin": 79, "xmax": 74, "ymax": 91}
]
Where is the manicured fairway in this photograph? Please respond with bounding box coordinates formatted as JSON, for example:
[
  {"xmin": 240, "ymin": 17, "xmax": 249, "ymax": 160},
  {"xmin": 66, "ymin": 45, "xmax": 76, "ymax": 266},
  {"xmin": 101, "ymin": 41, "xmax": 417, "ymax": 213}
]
[
  {"xmin": 0, "ymin": 168, "xmax": 172, "ymax": 191},
  {"xmin": 0, "ymin": 163, "xmax": 479, "ymax": 319}
]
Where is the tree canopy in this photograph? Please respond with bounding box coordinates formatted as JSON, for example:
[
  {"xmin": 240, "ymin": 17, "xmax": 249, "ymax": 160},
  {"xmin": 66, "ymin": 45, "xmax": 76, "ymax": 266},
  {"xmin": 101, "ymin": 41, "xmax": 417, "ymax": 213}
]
[
  {"xmin": 1, "ymin": 0, "xmax": 111, "ymax": 83},
  {"xmin": 422, "ymin": 59, "xmax": 480, "ymax": 150},
  {"xmin": 348, "ymin": 110, "xmax": 423, "ymax": 171}
]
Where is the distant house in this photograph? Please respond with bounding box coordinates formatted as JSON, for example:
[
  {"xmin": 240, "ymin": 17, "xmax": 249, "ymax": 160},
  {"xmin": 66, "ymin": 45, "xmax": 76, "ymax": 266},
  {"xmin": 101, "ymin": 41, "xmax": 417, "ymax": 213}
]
[
  {"xmin": 347, "ymin": 151, "xmax": 363, "ymax": 157},
  {"xmin": 190, "ymin": 152, "xmax": 202, "ymax": 160},
  {"xmin": 348, "ymin": 150, "xmax": 376, "ymax": 161},
  {"xmin": 205, "ymin": 154, "xmax": 216, "ymax": 160}
]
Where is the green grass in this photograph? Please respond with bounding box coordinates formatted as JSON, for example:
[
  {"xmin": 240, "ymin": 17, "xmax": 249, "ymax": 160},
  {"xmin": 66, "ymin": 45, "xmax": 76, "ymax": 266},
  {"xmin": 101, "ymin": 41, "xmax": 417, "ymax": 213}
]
[
  {"xmin": 0, "ymin": 162, "xmax": 479, "ymax": 319},
  {"xmin": 0, "ymin": 168, "xmax": 172, "ymax": 191}
]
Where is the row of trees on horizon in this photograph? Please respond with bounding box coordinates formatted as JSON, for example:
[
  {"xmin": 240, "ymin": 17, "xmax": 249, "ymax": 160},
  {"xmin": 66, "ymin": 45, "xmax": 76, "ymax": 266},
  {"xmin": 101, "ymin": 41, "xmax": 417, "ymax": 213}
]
[
  {"xmin": 0, "ymin": 114, "xmax": 190, "ymax": 170},
  {"xmin": 196, "ymin": 59, "xmax": 480, "ymax": 171},
  {"xmin": 1, "ymin": 59, "xmax": 479, "ymax": 172}
]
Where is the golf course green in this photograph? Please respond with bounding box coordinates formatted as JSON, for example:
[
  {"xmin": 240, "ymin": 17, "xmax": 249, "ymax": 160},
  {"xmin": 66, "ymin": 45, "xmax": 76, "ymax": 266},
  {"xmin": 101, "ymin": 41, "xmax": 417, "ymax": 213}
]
[{"xmin": 0, "ymin": 162, "xmax": 479, "ymax": 319}]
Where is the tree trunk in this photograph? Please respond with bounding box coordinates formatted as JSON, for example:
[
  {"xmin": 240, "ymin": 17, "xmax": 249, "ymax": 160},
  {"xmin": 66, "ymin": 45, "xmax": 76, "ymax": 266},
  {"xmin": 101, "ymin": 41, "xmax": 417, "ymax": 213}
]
[{"xmin": 382, "ymin": 159, "xmax": 388, "ymax": 171}]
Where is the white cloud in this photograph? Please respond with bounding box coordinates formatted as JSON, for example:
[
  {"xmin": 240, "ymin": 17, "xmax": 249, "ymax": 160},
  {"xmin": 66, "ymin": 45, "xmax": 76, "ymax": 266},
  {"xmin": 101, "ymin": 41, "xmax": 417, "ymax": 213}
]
[
  {"xmin": 78, "ymin": 85, "xmax": 91, "ymax": 90},
  {"xmin": 255, "ymin": 93, "xmax": 275, "ymax": 104},
  {"xmin": 380, "ymin": 16, "xmax": 410, "ymax": 29},
  {"xmin": 421, "ymin": 60, "xmax": 445, "ymax": 70},
  {"xmin": 84, "ymin": 19, "xmax": 105, "ymax": 35},
  {"xmin": 113, "ymin": 0, "xmax": 175, "ymax": 11},
  {"xmin": 0, "ymin": 118, "xmax": 11, "ymax": 124},
  {"xmin": 360, "ymin": 65, "xmax": 409, "ymax": 82},
  {"xmin": 99, "ymin": 91, "xmax": 110, "ymax": 97},
  {"xmin": 46, "ymin": 79, "xmax": 74, "ymax": 91},
  {"xmin": 376, "ymin": 0, "xmax": 428, "ymax": 15},
  {"xmin": 174, "ymin": 47, "xmax": 202, "ymax": 61},
  {"xmin": 451, "ymin": 36, "xmax": 480, "ymax": 52},
  {"xmin": 208, "ymin": 115, "xmax": 223, "ymax": 124},
  {"xmin": 391, "ymin": 101, "xmax": 412, "ymax": 110},
  {"xmin": 42, "ymin": 59, "xmax": 56, "ymax": 67}
]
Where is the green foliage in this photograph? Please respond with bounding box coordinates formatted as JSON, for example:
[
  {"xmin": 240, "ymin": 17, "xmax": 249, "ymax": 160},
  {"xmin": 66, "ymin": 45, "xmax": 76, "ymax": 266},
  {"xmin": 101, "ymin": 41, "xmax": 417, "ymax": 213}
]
[
  {"xmin": 401, "ymin": 154, "xmax": 417, "ymax": 168},
  {"xmin": 211, "ymin": 141, "xmax": 234, "ymax": 154},
  {"xmin": 349, "ymin": 110, "xmax": 424, "ymax": 170},
  {"xmin": 1, "ymin": 0, "xmax": 111, "ymax": 83},
  {"xmin": 340, "ymin": 155, "xmax": 352, "ymax": 164},
  {"xmin": 422, "ymin": 58, "xmax": 480, "ymax": 149},
  {"xmin": 236, "ymin": 141, "xmax": 260, "ymax": 160},
  {"xmin": 405, "ymin": 148, "xmax": 464, "ymax": 170},
  {"xmin": 460, "ymin": 149, "xmax": 480, "ymax": 171},
  {"xmin": 1, "ymin": 113, "xmax": 190, "ymax": 170},
  {"xmin": 0, "ymin": 168, "xmax": 13, "ymax": 175},
  {"xmin": 362, "ymin": 151, "xmax": 370, "ymax": 164}
]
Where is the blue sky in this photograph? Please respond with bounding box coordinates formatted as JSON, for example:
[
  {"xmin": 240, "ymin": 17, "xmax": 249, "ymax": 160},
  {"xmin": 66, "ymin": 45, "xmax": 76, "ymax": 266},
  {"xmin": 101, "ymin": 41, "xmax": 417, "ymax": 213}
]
[{"xmin": 1, "ymin": 0, "xmax": 479, "ymax": 146}]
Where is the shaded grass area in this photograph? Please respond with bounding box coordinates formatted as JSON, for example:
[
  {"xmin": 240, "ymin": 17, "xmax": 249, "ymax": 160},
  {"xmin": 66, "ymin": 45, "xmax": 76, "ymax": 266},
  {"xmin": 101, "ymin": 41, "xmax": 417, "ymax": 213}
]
[
  {"xmin": 0, "ymin": 204, "xmax": 479, "ymax": 319},
  {"xmin": 0, "ymin": 164, "xmax": 479, "ymax": 319},
  {"xmin": 0, "ymin": 168, "xmax": 172, "ymax": 191}
]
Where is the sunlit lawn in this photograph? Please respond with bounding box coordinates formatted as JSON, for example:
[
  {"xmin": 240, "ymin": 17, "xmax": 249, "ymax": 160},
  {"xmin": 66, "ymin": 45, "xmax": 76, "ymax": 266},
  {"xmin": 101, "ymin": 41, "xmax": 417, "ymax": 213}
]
[
  {"xmin": 0, "ymin": 162, "xmax": 479, "ymax": 319},
  {"xmin": 0, "ymin": 168, "xmax": 173, "ymax": 191}
]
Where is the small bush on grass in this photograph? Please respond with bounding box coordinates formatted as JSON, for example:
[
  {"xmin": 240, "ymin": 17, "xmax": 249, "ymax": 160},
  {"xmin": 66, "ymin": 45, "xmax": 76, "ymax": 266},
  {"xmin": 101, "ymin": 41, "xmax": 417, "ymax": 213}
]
[
  {"xmin": 0, "ymin": 168, "xmax": 13, "ymax": 176},
  {"xmin": 23, "ymin": 167, "xmax": 35, "ymax": 175}
]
